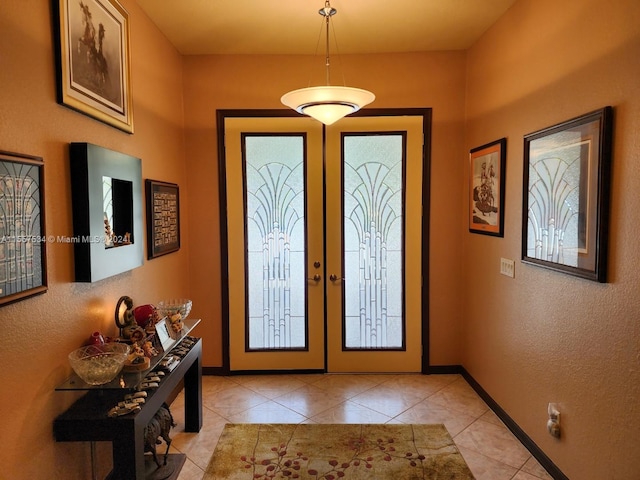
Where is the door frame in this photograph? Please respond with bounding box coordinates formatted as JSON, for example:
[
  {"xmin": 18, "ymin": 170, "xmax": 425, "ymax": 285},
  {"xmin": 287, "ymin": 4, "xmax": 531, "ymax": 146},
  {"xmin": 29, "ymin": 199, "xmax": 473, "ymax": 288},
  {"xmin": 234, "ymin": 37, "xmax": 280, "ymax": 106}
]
[{"xmin": 216, "ymin": 108, "xmax": 432, "ymax": 374}]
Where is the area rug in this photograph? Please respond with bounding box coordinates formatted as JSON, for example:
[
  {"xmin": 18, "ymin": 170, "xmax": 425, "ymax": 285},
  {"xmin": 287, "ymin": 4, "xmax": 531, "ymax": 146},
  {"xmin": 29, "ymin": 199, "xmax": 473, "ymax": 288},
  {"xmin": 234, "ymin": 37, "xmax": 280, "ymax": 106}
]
[{"xmin": 204, "ymin": 423, "xmax": 474, "ymax": 479}]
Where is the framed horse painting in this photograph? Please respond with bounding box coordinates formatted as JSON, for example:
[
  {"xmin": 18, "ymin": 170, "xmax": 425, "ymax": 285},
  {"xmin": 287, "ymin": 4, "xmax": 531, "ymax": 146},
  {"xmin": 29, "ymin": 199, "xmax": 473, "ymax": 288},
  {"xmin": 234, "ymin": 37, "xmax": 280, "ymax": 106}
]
[
  {"xmin": 469, "ymin": 138, "xmax": 507, "ymax": 237},
  {"xmin": 53, "ymin": 0, "xmax": 134, "ymax": 133}
]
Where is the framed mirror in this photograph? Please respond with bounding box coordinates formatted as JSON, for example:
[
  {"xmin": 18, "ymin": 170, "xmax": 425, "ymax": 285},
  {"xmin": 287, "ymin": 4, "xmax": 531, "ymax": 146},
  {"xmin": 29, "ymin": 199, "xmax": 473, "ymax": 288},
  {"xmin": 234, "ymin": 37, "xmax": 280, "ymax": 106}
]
[{"xmin": 69, "ymin": 143, "xmax": 143, "ymax": 282}]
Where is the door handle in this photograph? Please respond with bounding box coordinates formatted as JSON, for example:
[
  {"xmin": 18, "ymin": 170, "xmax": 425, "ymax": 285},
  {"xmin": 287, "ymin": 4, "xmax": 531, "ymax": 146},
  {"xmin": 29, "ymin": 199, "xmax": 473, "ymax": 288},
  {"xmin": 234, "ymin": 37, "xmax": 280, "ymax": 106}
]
[
  {"xmin": 329, "ymin": 274, "xmax": 344, "ymax": 282},
  {"xmin": 307, "ymin": 274, "xmax": 321, "ymax": 282}
]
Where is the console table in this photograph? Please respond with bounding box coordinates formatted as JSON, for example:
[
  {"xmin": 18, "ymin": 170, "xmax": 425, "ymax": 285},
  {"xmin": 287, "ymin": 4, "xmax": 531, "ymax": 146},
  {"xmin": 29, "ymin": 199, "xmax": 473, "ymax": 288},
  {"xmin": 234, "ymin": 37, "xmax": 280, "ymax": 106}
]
[{"xmin": 54, "ymin": 321, "xmax": 202, "ymax": 480}]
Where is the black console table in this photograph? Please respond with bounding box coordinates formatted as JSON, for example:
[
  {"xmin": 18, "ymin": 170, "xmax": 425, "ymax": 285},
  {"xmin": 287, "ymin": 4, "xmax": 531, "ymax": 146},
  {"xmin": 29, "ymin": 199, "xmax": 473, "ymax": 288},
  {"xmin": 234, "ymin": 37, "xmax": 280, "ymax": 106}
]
[{"xmin": 54, "ymin": 325, "xmax": 202, "ymax": 480}]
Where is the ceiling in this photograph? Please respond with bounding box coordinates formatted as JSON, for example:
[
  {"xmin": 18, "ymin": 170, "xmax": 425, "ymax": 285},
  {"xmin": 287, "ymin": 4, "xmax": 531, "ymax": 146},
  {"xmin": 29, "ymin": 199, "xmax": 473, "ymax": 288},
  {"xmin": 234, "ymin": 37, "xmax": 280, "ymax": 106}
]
[{"xmin": 135, "ymin": 0, "xmax": 517, "ymax": 56}]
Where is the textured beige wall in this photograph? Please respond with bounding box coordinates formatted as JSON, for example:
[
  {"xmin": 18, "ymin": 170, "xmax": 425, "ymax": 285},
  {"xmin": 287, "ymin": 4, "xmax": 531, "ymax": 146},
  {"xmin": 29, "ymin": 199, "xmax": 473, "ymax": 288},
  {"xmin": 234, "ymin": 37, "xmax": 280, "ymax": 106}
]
[
  {"xmin": 182, "ymin": 52, "xmax": 468, "ymax": 367},
  {"xmin": 0, "ymin": 1, "xmax": 189, "ymax": 479},
  {"xmin": 463, "ymin": 0, "xmax": 640, "ymax": 477}
]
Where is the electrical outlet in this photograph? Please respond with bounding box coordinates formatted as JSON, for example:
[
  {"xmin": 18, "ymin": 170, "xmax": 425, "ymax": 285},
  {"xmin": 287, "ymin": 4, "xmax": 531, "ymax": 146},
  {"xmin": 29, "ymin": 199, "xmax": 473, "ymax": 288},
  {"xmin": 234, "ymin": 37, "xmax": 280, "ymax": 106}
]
[
  {"xmin": 547, "ymin": 403, "xmax": 561, "ymax": 438},
  {"xmin": 500, "ymin": 258, "xmax": 515, "ymax": 278}
]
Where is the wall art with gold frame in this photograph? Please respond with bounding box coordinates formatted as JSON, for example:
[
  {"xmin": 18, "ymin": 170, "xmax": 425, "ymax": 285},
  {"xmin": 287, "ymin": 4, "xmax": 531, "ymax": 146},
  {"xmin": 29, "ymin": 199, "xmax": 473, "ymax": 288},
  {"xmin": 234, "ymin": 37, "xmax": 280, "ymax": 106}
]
[{"xmin": 53, "ymin": 0, "xmax": 134, "ymax": 133}]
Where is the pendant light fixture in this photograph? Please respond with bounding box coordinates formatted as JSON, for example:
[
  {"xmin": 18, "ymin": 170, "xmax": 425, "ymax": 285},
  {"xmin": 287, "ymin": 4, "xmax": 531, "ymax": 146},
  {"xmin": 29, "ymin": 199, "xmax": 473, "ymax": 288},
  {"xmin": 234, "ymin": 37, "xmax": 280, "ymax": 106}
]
[{"xmin": 281, "ymin": 1, "xmax": 375, "ymax": 125}]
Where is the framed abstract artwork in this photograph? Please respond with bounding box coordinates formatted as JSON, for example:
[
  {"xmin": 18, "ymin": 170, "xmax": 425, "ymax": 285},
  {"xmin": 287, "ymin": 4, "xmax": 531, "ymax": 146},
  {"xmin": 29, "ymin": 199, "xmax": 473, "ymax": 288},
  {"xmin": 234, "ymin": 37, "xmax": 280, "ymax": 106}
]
[
  {"xmin": 145, "ymin": 180, "xmax": 180, "ymax": 259},
  {"xmin": 469, "ymin": 138, "xmax": 507, "ymax": 236},
  {"xmin": 53, "ymin": 0, "xmax": 134, "ymax": 133},
  {"xmin": 522, "ymin": 107, "xmax": 613, "ymax": 282},
  {"xmin": 0, "ymin": 151, "xmax": 47, "ymax": 306}
]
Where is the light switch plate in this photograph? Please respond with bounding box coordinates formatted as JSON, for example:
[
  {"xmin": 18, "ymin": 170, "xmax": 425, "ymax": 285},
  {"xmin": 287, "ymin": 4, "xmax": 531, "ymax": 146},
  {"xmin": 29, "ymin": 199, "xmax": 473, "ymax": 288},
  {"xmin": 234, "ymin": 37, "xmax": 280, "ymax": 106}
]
[{"xmin": 500, "ymin": 258, "xmax": 515, "ymax": 278}]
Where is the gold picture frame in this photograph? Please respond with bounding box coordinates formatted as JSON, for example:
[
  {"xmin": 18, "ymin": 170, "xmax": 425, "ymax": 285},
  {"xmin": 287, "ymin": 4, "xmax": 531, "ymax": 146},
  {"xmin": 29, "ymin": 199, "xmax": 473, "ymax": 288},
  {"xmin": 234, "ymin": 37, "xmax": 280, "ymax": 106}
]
[{"xmin": 54, "ymin": 0, "xmax": 134, "ymax": 133}]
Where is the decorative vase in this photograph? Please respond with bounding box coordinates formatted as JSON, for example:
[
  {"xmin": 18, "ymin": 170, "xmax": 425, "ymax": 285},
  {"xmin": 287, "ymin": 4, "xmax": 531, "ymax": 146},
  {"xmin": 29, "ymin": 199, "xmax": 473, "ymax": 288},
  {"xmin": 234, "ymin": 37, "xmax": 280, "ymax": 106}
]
[{"xmin": 89, "ymin": 331, "xmax": 105, "ymax": 346}]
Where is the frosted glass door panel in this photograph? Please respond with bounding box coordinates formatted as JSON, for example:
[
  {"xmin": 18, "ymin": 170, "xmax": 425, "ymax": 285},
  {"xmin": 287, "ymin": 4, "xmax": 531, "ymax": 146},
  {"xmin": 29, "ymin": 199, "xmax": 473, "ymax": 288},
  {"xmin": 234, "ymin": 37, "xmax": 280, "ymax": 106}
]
[
  {"xmin": 244, "ymin": 135, "xmax": 306, "ymax": 350},
  {"xmin": 343, "ymin": 134, "xmax": 404, "ymax": 349}
]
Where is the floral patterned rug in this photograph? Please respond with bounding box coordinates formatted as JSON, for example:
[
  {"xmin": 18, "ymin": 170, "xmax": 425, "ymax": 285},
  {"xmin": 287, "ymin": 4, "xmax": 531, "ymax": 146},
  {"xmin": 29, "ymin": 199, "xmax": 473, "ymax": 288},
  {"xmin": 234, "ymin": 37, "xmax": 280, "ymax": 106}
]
[{"xmin": 204, "ymin": 423, "xmax": 474, "ymax": 479}]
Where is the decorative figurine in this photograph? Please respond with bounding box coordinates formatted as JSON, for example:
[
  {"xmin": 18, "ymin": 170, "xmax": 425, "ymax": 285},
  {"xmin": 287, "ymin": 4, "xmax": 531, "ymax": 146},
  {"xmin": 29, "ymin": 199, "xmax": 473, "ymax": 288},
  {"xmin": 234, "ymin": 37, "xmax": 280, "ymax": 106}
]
[
  {"xmin": 169, "ymin": 313, "xmax": 183, "ymax": 334},
  {"xmin": 144, "ymin": 403, "xmax": 176, "ymax": 469},
  {"xmin": 123, "ymin": 341, "xmax": 150, "ymax": 371},
  {"xmin": 103, "ymin": 212, "xmax": 114, "ymax": 247},
  {"xmin": 115, "ymin": 296, "xmax": 139, "ymax": 340}
]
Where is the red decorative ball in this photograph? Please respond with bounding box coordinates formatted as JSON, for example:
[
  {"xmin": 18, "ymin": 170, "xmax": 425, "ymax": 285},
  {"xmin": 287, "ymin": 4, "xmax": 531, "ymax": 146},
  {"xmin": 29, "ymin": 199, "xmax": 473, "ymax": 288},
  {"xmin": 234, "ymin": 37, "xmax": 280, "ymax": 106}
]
[{"xmin": 133, "ymin": 304, "xmax": 156, "ymax": 327}]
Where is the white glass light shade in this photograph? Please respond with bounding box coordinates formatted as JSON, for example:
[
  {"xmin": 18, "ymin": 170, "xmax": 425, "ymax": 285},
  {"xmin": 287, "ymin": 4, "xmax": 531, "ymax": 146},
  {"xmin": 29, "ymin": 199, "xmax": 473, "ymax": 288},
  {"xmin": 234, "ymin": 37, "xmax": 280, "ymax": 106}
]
[{"xmin": 281, "ymin": 86, "xmax": 375, "ymax": 125}]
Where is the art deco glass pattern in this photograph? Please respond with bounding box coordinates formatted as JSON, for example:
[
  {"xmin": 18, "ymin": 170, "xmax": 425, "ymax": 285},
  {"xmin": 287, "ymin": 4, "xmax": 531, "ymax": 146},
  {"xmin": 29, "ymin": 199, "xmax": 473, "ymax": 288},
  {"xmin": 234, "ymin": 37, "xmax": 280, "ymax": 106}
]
[
  {"xmin": 343, "ymin": 134, "xmax": 404, "ymax": 349},
  {"xmin": 526, "ymin": 133, "xmax": 590, "ymax": 267},
  {"xmin": 245, "ymin": 135, "xmax": 306, "ymax": 349}
]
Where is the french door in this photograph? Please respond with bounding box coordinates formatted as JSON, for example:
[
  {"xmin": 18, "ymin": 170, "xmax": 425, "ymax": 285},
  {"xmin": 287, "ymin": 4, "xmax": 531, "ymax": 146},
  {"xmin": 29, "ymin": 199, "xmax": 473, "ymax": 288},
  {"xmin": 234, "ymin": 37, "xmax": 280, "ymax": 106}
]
[{"xmin": 222, "ymin": 112, "xmax": 426, "ymax": 372}]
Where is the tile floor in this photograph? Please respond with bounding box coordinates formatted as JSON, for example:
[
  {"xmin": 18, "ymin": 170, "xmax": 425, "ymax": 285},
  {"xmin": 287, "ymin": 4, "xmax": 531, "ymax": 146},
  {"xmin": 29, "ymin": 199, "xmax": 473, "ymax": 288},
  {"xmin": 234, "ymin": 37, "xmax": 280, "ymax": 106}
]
[{"xmin": 169, "ymin": 373, "xmax": 553, "ymax": 480}]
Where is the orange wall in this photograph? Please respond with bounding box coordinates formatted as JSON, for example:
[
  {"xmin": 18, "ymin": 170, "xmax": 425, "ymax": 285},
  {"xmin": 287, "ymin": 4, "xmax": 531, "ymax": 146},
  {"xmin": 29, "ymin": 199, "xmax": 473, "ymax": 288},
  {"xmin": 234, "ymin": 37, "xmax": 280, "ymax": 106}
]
[
  {"xmin": 463, "ymin": 0, "xmax": 640, "ymax": 477},
  {"xmin": 0, "ymin": 1, "xmax": 189, "ymax": 478},
  {"xmin": 182, "ymin": 52, "xmax": 468, "ymax": 367}
]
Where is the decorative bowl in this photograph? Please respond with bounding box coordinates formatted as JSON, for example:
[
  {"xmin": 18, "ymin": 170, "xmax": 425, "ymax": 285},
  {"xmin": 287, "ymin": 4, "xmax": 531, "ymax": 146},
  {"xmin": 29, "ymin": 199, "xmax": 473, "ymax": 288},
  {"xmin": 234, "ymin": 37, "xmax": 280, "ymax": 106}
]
[
  {"xmin": 68, "ymin": 343, "xmax": 129, "ymax": 385},
  {"xmin": 156, "ymin": 299, "xmax": 192, "ymax": 320}
]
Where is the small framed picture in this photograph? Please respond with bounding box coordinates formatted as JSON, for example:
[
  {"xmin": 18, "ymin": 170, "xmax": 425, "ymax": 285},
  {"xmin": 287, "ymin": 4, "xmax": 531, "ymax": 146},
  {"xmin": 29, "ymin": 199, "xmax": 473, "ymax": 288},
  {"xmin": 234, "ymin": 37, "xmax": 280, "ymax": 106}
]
[
  {"xmin": 469, "ymin": 138, "xmax": 507, "ymax": 236},
  {"xmin": 522, "ymin": 107, "xmax": 613, "ymax": 282},
  {"xmin": 53, "ymin": 0, "xmax": 134, "ymax": 133},
  {"xmin": 155, "ymin": 318, "xmax": 176, "ymax": 353},
  {"xmin": 145, "ymin": 180, "xmax": 180, "ymax": 259}
]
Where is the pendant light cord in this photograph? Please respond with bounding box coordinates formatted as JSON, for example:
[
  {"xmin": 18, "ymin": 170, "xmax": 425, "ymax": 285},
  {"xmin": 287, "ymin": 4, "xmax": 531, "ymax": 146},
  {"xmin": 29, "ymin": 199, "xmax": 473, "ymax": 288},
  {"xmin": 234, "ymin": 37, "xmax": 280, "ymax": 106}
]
[{"xmin": 324, "ymin": 10, "xmax": 331, "ymax": 85}]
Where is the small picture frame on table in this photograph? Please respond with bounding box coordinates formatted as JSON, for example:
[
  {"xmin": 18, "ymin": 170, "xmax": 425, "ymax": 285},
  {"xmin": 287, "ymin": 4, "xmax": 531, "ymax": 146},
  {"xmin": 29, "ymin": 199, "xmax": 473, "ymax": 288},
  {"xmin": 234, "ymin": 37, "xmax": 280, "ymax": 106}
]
[
  {"xmin": 145, "ymin": 180, "xmax": 180, "ymax": 259},
  {"xmin": 469, "ymin": 138, "xmax": 507, "ymax": 237},
  {"xmin": 155, "ymin": 318, "xmax": 176, "ymax": 353}
]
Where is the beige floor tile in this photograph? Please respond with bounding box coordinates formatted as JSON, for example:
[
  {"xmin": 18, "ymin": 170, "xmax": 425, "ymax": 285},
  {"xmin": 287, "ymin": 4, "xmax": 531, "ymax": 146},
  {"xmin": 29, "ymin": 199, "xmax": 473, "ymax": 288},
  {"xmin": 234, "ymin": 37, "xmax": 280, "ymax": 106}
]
[
  {"xmin": 202, "ymin": 383, "xmax": 270, "ymax": 416},
  {"xmin": 289, "ymin": 373, "xmax": 326, "ymax": 384},
  {"xmin": 521, "ymin": 455, "xmax": 554, "ymax": 479},
  {"xmin": 478, "ymin": 408, "xmax": 505, "ymax": 427},
  {"xmin": 175, "ymin": 456, "xmax": 205, "ymax": 480},
  {"xmin": 225, "ymin": 400, "xmax": 307, "ymax": 423},
  {"xmin": 379, "ymin": 373, "xmax": 459, "ymax": 398},
  {"xmin": 512, "ymin": 471, "xmax": 545, "ymax": 480},
  {"xmin": 428, "ymin": 378, "xmax": 490, "ymax": 418},
  {"xmin": 227, "ymin": 375, "xmax": 308, "ymax": 399},
  {"xmin": 454, "ymin": 419, "xmax": 531, "ymax": 469},
  {"xmin": 171, "ymin": 408, "xmax": 229, "ymax": 469},
  {"xmin": 457, "ymin": 446, "xmax": 518, "ymax": 480},
  {"xmin": 201, "ymin": 375, "xmax": 236, "ymax": 395},
  {"xmin": 272, "ymin": 383, "xmax": 349, "ymax": 417},
  {"xmin": 309, "ymin": 399, "xmax": 393, "ymax": 424},
  {"xmin": 310, "ymin": 374, "xmax": 378, "ymax": 398},
  {"xmin": 349, "ymin": 384, "xmax": 425, "ymax": 417},
  {"xmin": 393, "ymin": 398, "xmax": 478, "ymax": 436}
]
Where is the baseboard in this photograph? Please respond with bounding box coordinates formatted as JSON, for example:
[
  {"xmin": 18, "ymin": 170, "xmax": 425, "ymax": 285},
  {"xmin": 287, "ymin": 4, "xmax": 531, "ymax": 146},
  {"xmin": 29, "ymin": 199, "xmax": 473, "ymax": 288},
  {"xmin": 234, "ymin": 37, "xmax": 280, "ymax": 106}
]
[
  {"xmin": 457, "ymin": 367, "xmax": 569, "ymax": 480},
  {"xmin": 203, "ymin": 366, "xmax": 227, "ymax": 375},
  {"xmin": 202, "ymin": 366, "xmax": 326, "ymax": 376},
  {"xmin": 227, "ymin": 368, "xmax": 325, "ymax": 376},
  {"xmin": 426, "ymin": 364, "xmax": 463, "ymax": 375}
]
